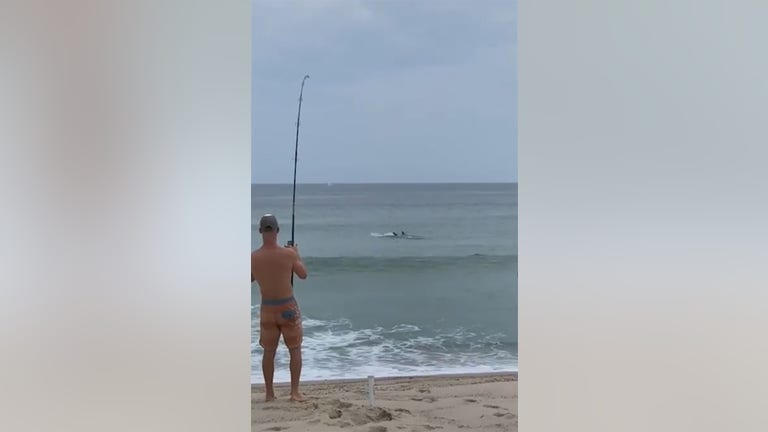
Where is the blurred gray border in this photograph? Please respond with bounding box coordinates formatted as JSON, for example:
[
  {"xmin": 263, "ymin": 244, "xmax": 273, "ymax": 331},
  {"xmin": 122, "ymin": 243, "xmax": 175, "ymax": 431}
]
[{"xmin": 519, "ymin": 1, "xmax": 768, "ymax": 430}]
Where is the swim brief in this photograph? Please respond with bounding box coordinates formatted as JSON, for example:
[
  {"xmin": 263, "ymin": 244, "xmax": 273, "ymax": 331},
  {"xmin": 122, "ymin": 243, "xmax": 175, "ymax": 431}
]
[{"xmin": 259, "ymin": 296, "xmax": 302, "ymax": 350}]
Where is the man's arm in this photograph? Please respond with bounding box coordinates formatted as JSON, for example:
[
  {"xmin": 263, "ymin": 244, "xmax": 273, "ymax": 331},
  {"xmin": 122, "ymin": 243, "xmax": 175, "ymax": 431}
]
[
  {"xmin": 287, "ymin": 245, "xmax": 308, "ymax": 280},
  {"xmin": 250, "ymin": 252, "xmax": 256, "ymax": 282}
]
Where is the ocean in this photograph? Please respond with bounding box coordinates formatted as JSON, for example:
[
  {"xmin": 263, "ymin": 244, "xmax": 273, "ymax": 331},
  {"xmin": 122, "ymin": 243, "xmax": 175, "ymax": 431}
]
[{"xmin": 251, "ymin": 183, "xmax": 517, "ymax": 383}]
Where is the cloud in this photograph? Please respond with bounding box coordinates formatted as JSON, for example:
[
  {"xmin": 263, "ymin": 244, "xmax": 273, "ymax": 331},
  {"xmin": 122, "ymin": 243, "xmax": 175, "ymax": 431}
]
[
  {"xmin": 252, "ymin": 0, "xmax": 518, "ymax": 183},
  {"xmin": 252, "ymin": 0, "xmax": 375, "ymax": 51},
  {"xmin": 252, "ymin": 0, "xmax": 516, "ymax": 84}
]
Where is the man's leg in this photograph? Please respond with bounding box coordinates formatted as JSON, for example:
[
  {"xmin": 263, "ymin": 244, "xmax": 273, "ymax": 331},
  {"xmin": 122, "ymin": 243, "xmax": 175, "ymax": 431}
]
[
  {"xmin": 287, "ymin": 346, "xmax": 305, "ymax": 401},
  {"xmin": 280, "ymin": 302, "xmax": 305, "ymax": 402},
  {"xmin": 262, "ymin": 348, "xmax": 277, "ymax": 401},
  {"xmin": 259, "ymin": 317, "xmax": 280, "ymax": 402}
]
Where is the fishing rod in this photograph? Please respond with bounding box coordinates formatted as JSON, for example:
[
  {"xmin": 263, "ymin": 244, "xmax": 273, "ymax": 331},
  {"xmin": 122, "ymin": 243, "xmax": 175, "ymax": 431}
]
[{"xmin": 290, "ymin": 74, "xmax": 309, "ymax": 284}]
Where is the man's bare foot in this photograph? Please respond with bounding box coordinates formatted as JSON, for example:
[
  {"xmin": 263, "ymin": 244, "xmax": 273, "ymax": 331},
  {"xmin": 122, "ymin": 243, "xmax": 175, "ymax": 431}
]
[
  {"xmin": 265, "ymin": 394, "xmax": 276, "ymax": 402},
  {"xmin": 289, "ymin": 393, "xmax": 307, "ymax": 402}
]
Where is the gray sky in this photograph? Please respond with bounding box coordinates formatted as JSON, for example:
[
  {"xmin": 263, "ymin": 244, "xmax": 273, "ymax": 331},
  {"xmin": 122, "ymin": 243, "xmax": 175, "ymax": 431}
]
[{"xmin": 252, "ymin": 0, "xmax": 517, "ymax": 183}]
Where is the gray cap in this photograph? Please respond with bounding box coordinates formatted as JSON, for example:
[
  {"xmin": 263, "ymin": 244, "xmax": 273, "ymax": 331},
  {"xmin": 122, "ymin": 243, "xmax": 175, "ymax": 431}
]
[{"xmin": 259, "ymin": 214, "xmax": 279, "ymax": 232}]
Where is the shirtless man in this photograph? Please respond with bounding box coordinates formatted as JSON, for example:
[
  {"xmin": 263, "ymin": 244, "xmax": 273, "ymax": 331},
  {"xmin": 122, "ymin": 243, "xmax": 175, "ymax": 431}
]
[{"xmin": 251, "ymin": 214, "xmax": 308, "ymax": 402}]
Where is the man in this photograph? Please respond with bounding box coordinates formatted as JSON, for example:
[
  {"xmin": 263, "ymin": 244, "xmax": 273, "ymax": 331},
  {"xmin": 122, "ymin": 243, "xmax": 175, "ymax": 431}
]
[{"xmin": 251, "ymin": 214, "xmax": 308, "ymax": 402}]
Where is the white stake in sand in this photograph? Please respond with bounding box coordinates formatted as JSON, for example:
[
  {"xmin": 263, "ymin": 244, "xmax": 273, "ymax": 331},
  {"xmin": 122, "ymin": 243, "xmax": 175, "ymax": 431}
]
[{"xmin": 367, "ymin": 375, "xmax": 375, "ymax": 407}]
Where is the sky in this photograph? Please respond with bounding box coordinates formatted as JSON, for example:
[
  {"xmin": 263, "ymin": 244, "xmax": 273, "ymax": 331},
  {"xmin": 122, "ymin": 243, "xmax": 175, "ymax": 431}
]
[{"xmin": 252, "ymin": 0, "xmax": 517, "ymax": 183}]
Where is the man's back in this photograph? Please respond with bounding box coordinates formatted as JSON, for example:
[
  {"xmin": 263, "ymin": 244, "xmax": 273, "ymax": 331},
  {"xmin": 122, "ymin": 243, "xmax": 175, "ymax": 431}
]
[{"xmin": 251, "ymin": 246, "xmax": 297, "ymax": 301}]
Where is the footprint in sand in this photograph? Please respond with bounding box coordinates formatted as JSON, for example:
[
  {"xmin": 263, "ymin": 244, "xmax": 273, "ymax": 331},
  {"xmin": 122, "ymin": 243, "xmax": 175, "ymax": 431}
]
[
  {"xmin": 416, "ymin": 396, "xmax": 437, "ymax": 403},
  {"xmin": 330, "ymin": 399, "xmax": 353, "ymax": 409},
  {"xmin": 370, "ymin": 407, "xmax": 394, "ymax": 421},
  {"xmin": 349, "ymin": 407, "xmax": 394, "ymax": 425},
  {"xmin": 463, "ymin": 398, "xmax": 477, "ymax": 403},
  {"xmin": 482, "ymin": 404, "xmax": 501, "ymax": 409},
  {"xmin": 262, "ymin": 405, "xmax": 283, "ymax": 411},
  {"xmin": 262, "ymin": 427, "xmax": 288, "ymax": 431}
]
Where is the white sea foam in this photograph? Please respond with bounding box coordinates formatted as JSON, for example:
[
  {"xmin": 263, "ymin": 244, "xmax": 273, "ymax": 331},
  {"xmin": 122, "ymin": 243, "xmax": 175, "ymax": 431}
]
[{"xmin": 250, "ymin": 314, "xmax": 517, "ymax": 384}]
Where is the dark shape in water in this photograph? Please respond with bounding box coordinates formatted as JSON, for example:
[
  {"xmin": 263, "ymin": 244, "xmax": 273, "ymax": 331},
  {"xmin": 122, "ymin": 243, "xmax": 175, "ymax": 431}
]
[{"xmin": 369, "ymin": 232, "xmax": 426, "ymax": 240}]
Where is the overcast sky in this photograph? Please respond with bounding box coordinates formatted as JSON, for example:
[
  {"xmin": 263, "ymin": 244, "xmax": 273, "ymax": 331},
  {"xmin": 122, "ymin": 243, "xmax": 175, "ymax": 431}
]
[{"xmin": 252, "ymin": 1, "xmax": 517, "ymax": 183}]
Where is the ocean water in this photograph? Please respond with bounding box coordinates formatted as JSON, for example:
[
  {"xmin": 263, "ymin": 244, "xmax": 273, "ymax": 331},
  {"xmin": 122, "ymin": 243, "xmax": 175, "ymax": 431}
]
[{"xmin": 251, "ymin": 183, "xmax": 517, "ymax": 383}]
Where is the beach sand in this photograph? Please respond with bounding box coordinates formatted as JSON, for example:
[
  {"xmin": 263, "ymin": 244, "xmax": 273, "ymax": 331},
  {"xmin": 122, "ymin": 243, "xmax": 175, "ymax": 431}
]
[{"xmin": 251, "ymin": 372, "xmax": 517, "ymax": 432}]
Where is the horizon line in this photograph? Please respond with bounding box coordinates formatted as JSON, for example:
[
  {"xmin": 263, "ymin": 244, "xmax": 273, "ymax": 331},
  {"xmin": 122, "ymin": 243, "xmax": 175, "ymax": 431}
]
[{"xmin": 251, "ymin": 181, "xmax": 519, "ymax": 185}]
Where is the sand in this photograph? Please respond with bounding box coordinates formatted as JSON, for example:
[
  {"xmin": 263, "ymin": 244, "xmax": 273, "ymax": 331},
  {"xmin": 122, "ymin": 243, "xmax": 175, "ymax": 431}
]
[{"xmin": 251, "ymin": 372, "xmax": 517, "ymax": 432}]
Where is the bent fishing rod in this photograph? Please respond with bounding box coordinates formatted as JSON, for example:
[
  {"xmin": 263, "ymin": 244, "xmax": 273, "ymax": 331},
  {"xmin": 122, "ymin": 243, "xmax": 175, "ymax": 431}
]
[{"xmin": 290, "ymin": 74, "xmax": 309, "ymax": 284}]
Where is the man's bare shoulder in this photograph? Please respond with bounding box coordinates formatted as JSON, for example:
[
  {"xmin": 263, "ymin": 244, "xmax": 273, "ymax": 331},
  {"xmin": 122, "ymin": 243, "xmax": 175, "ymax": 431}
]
[{"xmin": 252, "ymin": 246, "xmax": 293, "ymax": 258}]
